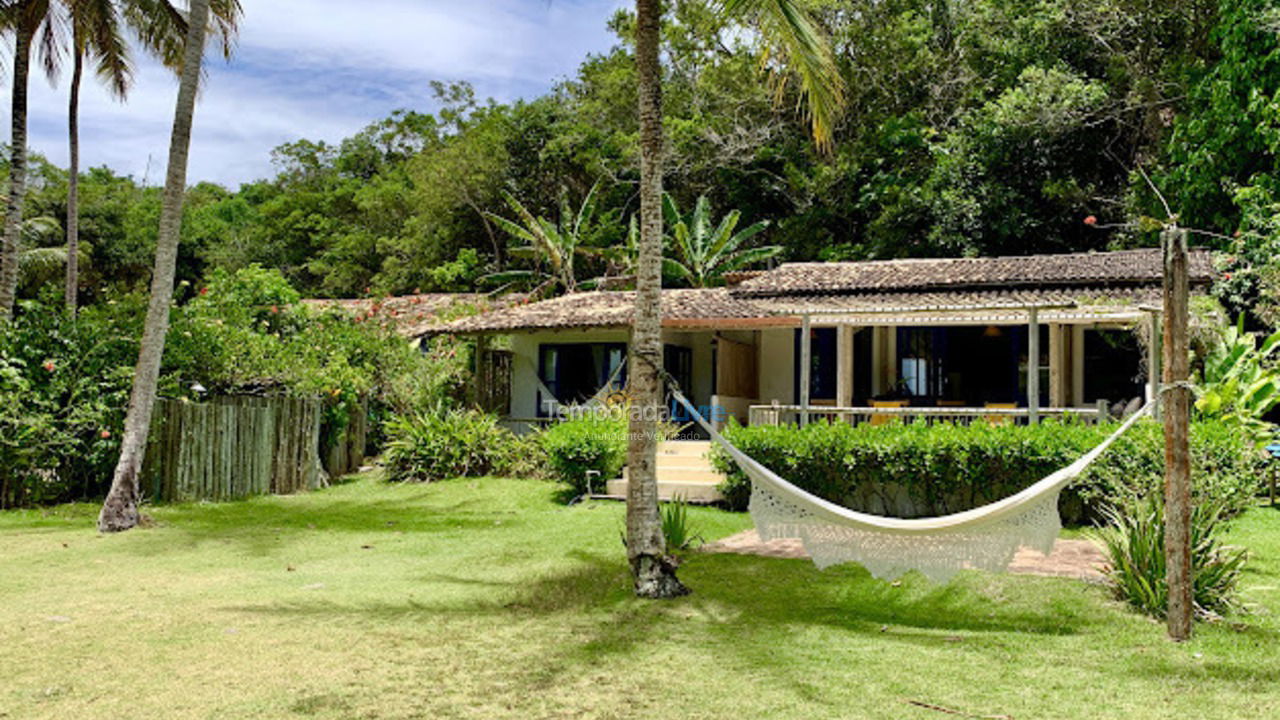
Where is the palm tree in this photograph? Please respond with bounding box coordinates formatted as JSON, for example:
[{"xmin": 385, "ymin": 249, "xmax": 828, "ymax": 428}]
[
  {"xmin": 662, "ymin": 193, "xmax": 778, "ymax": 287},
  {"xmin": 64, "ymin": 0, "xmax": 130, "ymax": 314},
  {"xmin": 99, "ymin": 0, "xmax": 212, "ymax": 533},
  {"xmin": 480, "ymin": 181, "xmax": 605, "ymax": 296},
  {"xmin": 0, "ymin": 0, "xmax": 64, "ymax": 320},
  {"xmin": 64, "ymin": 0, "xmax": 240, "ymax": 314},
  {"xmin": 15, "ymin": 214, "xmax": 80, "ymax": 292},
  {"xmin": 626, "ymin": 0, "xmax": 843, "ymax": 597}
]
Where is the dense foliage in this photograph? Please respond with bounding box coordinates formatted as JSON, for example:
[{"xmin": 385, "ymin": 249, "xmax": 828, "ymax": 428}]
[
  {"xmin": 7, "ymin": 1, "xmax": 1280, "ymax": 326},
  {"xmin": 1096, "ymin": 497, "xmax": 1249, "ymax": 619},
  {"xmin": 0, "ymin": 267, "xmax": 468, "ymax": 508},
  {"xmin": 383, "ymin": 409, "xmax": 543, "ymax": 483},
  {"xmin": 539, "ymin": 413, "xmax": 629, "ymax": 495},
  {"xmin": 711, "ymin": 418, "xmax": 1264, "ymax": 521},
  {"xmin": 1195, "ymin": 317, "xmax": 1280, "ymax": 441}
]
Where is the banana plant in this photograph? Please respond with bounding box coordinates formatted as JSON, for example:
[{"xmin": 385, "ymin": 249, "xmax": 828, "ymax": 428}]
[
  {"xmin": 1195, "ymin": 315, "xmax": 1280, "ymax": 441},
  {"xmin": 480, "ymin": 181, "xmax": 605, "ymax": 296},
  {"xmin": 661, "ymin": 194, "xmax": 779, "ymax": 287}
]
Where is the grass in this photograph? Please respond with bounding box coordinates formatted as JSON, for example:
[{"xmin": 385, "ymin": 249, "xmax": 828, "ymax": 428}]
[{"xmin": 0, "ymin": 474, "xmax": 1278, "ymax": 720}]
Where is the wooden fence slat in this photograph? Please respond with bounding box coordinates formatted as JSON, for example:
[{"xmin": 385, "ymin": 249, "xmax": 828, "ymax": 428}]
[{"xmin": 142, "ymin": 394, "xmax": 329, "ymax": 503}]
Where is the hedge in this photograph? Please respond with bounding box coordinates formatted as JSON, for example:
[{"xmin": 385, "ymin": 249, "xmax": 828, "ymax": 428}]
[
  {"xmin": 710, "ymin": 418, "xmax": 1265, "ymax": 523},
  {"xmin": 539, "ymin": 414, "xmax": 628, "ymax": 495}
]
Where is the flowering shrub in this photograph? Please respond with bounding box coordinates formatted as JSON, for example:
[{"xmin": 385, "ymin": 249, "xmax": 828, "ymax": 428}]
[{"xmin": 1, "ymin": 267, "xmax": 470, "ymax": 508}]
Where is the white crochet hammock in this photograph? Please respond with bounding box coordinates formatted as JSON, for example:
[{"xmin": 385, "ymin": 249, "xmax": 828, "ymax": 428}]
[{"xmin": 670, "ymin": 389, "xmax": 1151, "ymax": 582}]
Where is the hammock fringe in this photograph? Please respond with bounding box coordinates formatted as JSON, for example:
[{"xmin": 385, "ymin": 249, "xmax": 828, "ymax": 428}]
[{"xmin": 670, "ymin": 387, "xmax": 1149, "ymax": 582}]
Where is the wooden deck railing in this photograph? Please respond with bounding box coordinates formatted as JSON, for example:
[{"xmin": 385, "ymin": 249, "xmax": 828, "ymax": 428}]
[{"xmin": 747, "ymin": 401, "xmax": 1111, "ymax": 427}]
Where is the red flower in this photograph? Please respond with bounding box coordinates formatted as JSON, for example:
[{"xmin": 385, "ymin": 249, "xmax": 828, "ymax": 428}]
[
  {"xmin": 1083, "ymin": 215, "xmax": 1098, "ymax": 226},
  {"xmin": 1224, "ymin": 272, "xmax": 1233, "ymax": 281},
  {"xmin": 100, "ymin": 430, "xmax": 111, "ymax": 439},
  {"xmin": 199, "ymin": 287, "xmax": 209, "ymax": 296},
  {"xmin": 270, "ymin": 305, "xmax": 279, "ymax": 314},
  {"xmin": 43, "ymin": 361, "xmax": 55, "ymax": 372}
]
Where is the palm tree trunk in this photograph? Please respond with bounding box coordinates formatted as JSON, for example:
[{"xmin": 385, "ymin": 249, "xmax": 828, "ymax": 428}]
[
  {"xmin": 0, "ymin": 23, "xmax": 34, "ymax": 320},
  {"xmin": 99, "ymin": 0, "xmax": 211, "ymax": 533},
  {"xmin": 66, "ymin": 47, "xmax": 84, "ymax": 315},
  {"xmin": 626, "ymin": 0, "xmax": 687, "ymax": 598}
]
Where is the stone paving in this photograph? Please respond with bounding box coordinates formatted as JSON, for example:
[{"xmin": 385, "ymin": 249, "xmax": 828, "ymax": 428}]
[{"xmin": 703, "ymin": 529, "xmax": 1107, "ymax": 581}]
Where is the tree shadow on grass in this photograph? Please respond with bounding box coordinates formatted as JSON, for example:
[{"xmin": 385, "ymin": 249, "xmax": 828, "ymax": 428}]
[
  {"xmin": 224, "ymin": 546, "xmax": 1100, "ymax": 660},
  {"xmin": 113, "ymin": 486, "xmax": 547, "ymax": 558}
]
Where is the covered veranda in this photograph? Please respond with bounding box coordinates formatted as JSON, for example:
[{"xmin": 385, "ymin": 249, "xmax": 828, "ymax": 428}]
[{"xmin": 735, "ymin": 297, "xmax": 1162, "ymax": 427}]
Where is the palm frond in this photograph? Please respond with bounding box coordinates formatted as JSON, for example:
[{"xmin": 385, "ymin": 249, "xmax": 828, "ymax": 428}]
[{"xmin": 719, "ymin": 0, "xmax": 845, "ymax": 149}]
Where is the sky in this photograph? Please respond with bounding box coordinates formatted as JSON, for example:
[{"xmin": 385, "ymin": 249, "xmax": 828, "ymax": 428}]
[{"xmin": 13, "ymin": 0, "xmax": 629, "ymax": 188}]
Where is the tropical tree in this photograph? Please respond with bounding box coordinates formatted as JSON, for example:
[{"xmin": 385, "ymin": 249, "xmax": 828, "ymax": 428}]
[
  {"xmin": 662, "ymin": 193, "xmax": 777, "ymax": 287},
  {"xmin": 99, "ymin": 0, "xmax": 213, "ymax": 532},
  {"xmin": 625, "ymin": 0, "xmax": 843, "ymax": 598},
  {"xmin": 481, "ymin": 182, "xmax": 606, "ymax": 296},
  {"xmin": 63, "ymin": 0, "xmax": 240, "ymax": 314},
  {"xmin": 14, "ymin": 214, "xmax": 90, "ymax": 293},
  {"xmin": 1195, "ymin": 316, "xmax": 1280, "ymax": 443},
  {"xmin": 64, "ymin": 0, "xmax": 129, "ymax": 314},
  {"xmin": 0, "ymin": 0, "xmax": 63, "ymax": 320}
]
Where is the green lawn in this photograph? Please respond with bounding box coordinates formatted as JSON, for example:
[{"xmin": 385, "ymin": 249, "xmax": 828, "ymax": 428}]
[{"xmin": 1, "ymin": 475, "xmax": 1278, "ymax": 720}]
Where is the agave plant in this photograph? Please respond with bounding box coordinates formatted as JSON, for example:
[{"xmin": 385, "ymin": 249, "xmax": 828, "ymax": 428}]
[
  {"xmin": 661, "ymin": 194, "xmax": 780, "ymax": 288},
  {"xmin": 1195, "ymin": 315, "xmax": 1280, "ymax": 441},
  {"xmin": 1095, "ymin": 496, "xmax": 1248, "ymax": 620},
  {"xmin": 480, "ymin": 181, "xmax": 608, "ymax": 297},
  {"xmin": 660, "ymin": 495, "xmax": 704, "ymax": 555}
]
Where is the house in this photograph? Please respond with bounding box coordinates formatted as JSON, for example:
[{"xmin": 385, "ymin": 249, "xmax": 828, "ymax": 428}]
[{"xmin": 436, "ymin": 248, "xmax": 1216, "ymax": 433}]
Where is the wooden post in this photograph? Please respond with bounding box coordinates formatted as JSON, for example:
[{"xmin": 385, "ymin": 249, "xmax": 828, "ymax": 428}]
[
  {"xmin": 836, "ymin": 325, "xmax": 854, "ymax": 415},
  {"xmin": 1148, "ymin": 310, "xmax": 1163, "ymax": 420},
  {"xmin": 799, "ymin": 314, "xmax": 812, "ymax": 427},
  {"xmin": 1163, "ymin": 226, "xmax": 1193, "ymax": 642},
  {"xmin": 472, "ymin": 334, "xmax": 489, "ymax": 409},
  {"xmin": 1027, "ymin": 309, "xmax": 1040, "ymax": 424}
]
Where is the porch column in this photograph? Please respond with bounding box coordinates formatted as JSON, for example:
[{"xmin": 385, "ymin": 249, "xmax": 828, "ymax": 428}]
[
  {"xmin": 799, "ymin": 314, "xmax": 812, "ymax": 426},
  {"xmin": 871, "ymin": 326, "xmax": 895, "ymax": 395},
  {"xmin": 1147, "ymin": 310, "xmax": 1163, "ymax": 419},
  {"xmin": 1027, "ymin": 309, "xmax": 1040, "ymax": 423},
  {"xmin": 1072, "ymin": 325, "xmax": 1086, "ymax": 406},
  {"xmin": 836, "ymin": 326, "xmax": 854, "ymax": 412},
  {"xmin": 472, "ymin": 333, "xmax": 489, "ymax": 409},
  {"xmin": 1049, "ymin": 323, "xmax": 1071, "ymax": 408}
]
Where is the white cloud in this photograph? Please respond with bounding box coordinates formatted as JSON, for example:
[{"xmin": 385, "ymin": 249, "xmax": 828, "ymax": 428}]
[{"xmin": 10, "ymin": 0, "xmax": 628, "ymax": 187}]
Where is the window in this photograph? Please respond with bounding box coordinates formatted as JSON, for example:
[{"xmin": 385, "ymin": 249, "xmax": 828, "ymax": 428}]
[
  {"xmin": 537, "ymin": 343, "xmax": 627, "ymax": 416},
  {"xmin": 793, "ymin": 327, "xmax": 837, "ymax": 401},
  {"xmin": 896, "ymin": 328, "xmax": 945, "ymax": 398}
]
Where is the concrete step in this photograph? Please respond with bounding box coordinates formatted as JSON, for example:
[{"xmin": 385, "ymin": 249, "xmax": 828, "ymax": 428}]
[
  {"xmin": 624, "ymin": 465, "xmax": 722, "ymax": 484},
  {"xmin": 657, "ymin": 440, "xmax": 712, "ymax": 459},
  {"xmin": 602, "ymin": 440, "xmax": 725, "ymax": 503},
  {"xmin": 604, "ymin": 477, "xmax": 724, "ymax": 503}
]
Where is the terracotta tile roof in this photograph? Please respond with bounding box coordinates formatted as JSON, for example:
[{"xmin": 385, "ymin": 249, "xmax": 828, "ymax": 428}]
[
  {"xmin": 735, "ymin": 248, "xmax": 1215, "ymax": 296},
  {"xmin": 749, "ymin": 286, "xmax": 1163, "ymax": 319},
  {"xmin": 438, "ymin": 288, "xmax": 772, "ymax": 334},
  {"xmin": 302, "ymin": 293, "xmax": 489, "ymax": 337},
  {"xmin": 429, "ymin": 249, "xmax": 1218, "ymax": 334}
]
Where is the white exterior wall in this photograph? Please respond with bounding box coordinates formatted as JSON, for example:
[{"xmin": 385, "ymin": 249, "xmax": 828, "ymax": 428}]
[
  {"xmin": 757, "ymin": 328, "xmax": 795, "ymax": 405},
  {"xmin": 507, "ymin": 327, "xmax": 717, "ymax": 422},
  {"xmin": 508, "ymin": 329, "xmax": 630, "ymax": 420},
  {"xmin": 663, "ymin": 330, "xmax": 715, "ymax": 405}
]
